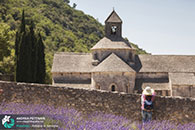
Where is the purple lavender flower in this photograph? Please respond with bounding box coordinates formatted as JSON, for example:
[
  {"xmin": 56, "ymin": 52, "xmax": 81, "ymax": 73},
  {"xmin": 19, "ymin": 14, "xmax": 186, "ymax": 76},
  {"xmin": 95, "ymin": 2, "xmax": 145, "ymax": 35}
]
[{"xmin": 0, "ymin": 102, "xmax": 194, "ymax": 130}]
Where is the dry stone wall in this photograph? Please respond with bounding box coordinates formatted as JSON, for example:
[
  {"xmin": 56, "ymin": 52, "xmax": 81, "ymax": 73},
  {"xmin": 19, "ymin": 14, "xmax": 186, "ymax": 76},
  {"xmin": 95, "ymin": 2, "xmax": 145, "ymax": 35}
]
[{"xmin": 0, "ymin": 81, "xmax": 194, "ymax": 123}]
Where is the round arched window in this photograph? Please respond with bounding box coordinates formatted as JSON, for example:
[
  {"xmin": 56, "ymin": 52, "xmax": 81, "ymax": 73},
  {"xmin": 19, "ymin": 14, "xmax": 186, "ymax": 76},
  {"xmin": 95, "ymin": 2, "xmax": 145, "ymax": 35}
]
[
  {"xmin": 109, "ymin": 83, "xmax": 117, "ymax": 92},
  {"xmin": 111, "ymin": 85, "xmax": 116, "ymax": 91},
  {"xmin": 96, "ymin": 85, "xmax": 101, "ymax": 90}
]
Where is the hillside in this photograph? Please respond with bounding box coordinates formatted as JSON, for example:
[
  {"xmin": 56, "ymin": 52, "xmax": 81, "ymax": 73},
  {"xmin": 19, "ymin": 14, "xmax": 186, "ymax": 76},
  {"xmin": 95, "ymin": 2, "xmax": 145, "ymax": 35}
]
[{"xmin": 0, "ymin": 0, "xmax": 147, "ymax": 83}]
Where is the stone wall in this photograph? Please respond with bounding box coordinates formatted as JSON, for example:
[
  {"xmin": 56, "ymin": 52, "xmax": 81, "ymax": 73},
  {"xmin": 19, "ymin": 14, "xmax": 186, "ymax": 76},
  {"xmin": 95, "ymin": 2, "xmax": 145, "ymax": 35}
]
[
  {"xmin": 172, "ymin": 85, "xmax": 195, "ymax": 98},
  {"xmin": 52, "ymin": 73, "xmax": 91, "ymax": 84},
  {"xmin": 0, "ymin": 74, "xmax": 14, "ymax": 81},
  {"xmin": 0, "ymin": 81, "xmax": 194, "ymax": 123}
]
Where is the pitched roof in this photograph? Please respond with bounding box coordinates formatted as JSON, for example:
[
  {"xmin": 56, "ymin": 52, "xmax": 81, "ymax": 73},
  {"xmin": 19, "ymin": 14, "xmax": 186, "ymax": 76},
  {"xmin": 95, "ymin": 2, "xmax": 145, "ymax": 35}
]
[
  {"xmin": 169, "ymin": 73, "xmax": 195, "ymax": 85},
  {"xmin": 137, "ymin": 55, "xmax": 195, "ymax": 73},
  {"xmin": 105, "ymin": 10, "xmax": 122, "ymax": 23},
  {"xmin": 91, "ymin": 37, "xmax": 132, "ymax": 50},
  {"xmin": 92, "ymin": 53, "xmax": 135, "ymax": 72},
  {"xmin": 51, "ymin": 52, "xmax": 93, "ymax": 73}
]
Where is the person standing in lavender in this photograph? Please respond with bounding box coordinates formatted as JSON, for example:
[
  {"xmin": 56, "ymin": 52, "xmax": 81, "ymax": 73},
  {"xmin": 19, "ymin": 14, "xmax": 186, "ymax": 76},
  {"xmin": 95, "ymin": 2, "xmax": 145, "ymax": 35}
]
[{"xmin": 141, "ymin": 86, "xmax": 155, "ymax": 123}]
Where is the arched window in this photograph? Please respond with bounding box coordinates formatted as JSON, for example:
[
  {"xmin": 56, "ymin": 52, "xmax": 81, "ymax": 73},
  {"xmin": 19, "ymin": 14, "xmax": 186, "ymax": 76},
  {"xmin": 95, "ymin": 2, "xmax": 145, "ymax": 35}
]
[
  {"xmin": 126, "ymin": 85, "xmax": 128, "ymax": 93},
  {"xmin": 96, "ymin": 85, "xmax": 100, "ymax": 90},
  {"xmin": 111, "ymin": 85, "xmax": 115, "ymax": 91},
  {"xmin": 93, "ymin": 53, "xmax": 97, "ymax": 60},
  {"xmin": 129, "ymin": 53, "xmax": 132, "ymax": 59},
  {"xmin": 109, "ymin": 83, "xmax": 117, "ymax": 92}
]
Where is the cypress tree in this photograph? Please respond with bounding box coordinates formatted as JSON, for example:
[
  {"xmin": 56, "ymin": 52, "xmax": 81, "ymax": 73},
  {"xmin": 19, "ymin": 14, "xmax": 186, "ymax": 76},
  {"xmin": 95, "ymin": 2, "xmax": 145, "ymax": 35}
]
[
  {"xmin": 36, "ymin": 33, "xmax": 46, "ymax": 83},
  {"xmin": 25, "ymin": 30, "xmax": 33, "ymax": 82},
  {"xmin": 15, "ymin": 10, "xmax": 46, "ymax": 83},
  {"xmin": 30, "ymin": 21, "xmax": 37, "ymax": 83},
  {"xmin": 20, "ymin": 10, "xmax": 25, "ymax": 33},
  {"xmin": 18, "ymin": 31, "xmax": 27, "ymax": 82},
  {"xmin": 15, "ymin": 32, "xmax": 19, "ymax": 81},
  {"xmin": 16, "ymin": 10, "xmax": 26, "ymax": 82}
]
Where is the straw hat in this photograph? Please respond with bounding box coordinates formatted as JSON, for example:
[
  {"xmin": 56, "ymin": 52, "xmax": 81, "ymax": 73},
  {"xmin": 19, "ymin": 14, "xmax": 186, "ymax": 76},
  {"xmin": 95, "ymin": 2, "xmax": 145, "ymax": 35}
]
[{"xmin": 143, "ymin": 86, "xmax": 154, "ymax": 95}]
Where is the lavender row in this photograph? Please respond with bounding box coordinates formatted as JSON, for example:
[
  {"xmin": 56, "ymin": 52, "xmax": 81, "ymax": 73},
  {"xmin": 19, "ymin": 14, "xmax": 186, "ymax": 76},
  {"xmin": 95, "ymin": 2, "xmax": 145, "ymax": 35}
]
[{"xmin": 0, "ymin": 102, "xmax": 194, "ymax": 130}]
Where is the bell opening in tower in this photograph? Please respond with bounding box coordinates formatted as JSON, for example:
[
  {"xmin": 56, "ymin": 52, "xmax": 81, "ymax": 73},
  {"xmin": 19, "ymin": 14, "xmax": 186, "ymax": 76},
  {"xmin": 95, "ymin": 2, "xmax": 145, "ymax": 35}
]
[{"xmin": 111, "ymin": 25, "xmax": 117, "ymax": 35}]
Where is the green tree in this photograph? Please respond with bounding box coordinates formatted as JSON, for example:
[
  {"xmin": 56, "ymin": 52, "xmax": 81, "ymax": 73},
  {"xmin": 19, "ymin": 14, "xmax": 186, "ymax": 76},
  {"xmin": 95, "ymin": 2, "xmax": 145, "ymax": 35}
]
[
  {"xmin": 36, "ymin": 33, "xmax": 46, "ymax": 83},
  {"xmin": 16, "ymin": 10, "xmax": 26, "ymax": 82},
  {"xmin": 29, "ymin": 22, "xmax": 37, "ymax": 82},
  {"xmin": 73, "ymin": 3, "xmax": 77, "ymax": 9},
  {"xmin": 15, "ymin": 11, "xmax": 46, "ymax": 83},
  {"xmin": 0, "ymin": 23, "xmax": 15, "ymax": 74},
  {"xmin": 0, "ymin": 50, "xmax": 15, "ymax": 74},
  {"xmin": 20, "ymin": 10, "xmax": 25, "ymax": 33},
  {"xmin": 0, "ymin": 23, "xmax": 15, "ymax": 61}
]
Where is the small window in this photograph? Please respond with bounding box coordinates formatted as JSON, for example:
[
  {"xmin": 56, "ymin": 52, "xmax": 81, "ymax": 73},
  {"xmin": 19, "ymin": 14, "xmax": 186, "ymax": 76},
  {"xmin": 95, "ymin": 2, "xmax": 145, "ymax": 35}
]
[
  {"xmin": 111, "ymin": 25, "xmax": 117, "ymax": 35},
  {"xmin": 166, "ymin": 90, "xmax": 169, "ymax": 96},
  {"xmin": 111, "ymin": 85, "xmax": 116, "ymax": 91},
  {"xmin": 126, "ymin": 86, "xmax": 128, "ymax": 93},
  {"xmin": 129, "ymin": 53, "xmax": 132, "ymax": 59},
  {"xmin": 96, "ymin": 85, "xmax": 100, "ymax": 90},
  {"xmin": 156, "ymin": 90, "xmax": 162, "ymax": 96},
  {"xmin": 93, "ymin": 53, "xmax": 97, "ymax": 60}
]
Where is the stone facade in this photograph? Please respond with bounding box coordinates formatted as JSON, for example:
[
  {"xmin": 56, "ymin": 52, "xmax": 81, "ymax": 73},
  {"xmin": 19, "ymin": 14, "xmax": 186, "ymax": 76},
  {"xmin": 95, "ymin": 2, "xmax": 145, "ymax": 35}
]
[
  {"xmin": 52, "ymin": 72, "xmax": 91, "ymax": 84},
  {"xmin": 0, "ymin": 81, "xmax": 195, "ymax": 124},
  {"xmin": 172, "ymin": 85, "xmax": 195, "ymax": 98},
  {"xmin": 92, "ymin": 72, "xmax": 135, "ymax": 93}
]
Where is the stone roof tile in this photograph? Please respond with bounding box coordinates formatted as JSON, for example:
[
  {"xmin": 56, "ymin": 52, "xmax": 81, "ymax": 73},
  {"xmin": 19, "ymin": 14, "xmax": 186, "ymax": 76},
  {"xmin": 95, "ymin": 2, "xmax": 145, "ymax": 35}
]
[
  {"xmin": 138, "ymin": 55, "xmax": 195, "ymax": 73},
  {"xmin": 105, "ymin": 10, "xmax": 122, "ymax": 23},
  {"xmin": 52, "ymin": 52, "xmax": 93, "ymax": 73},
  {"xmin": 92, "ymin": 53, "xmax": 135, "ymax": 72},
  {"xmin": 91, "ymin": 37, "xmax": 132, "ymax": 50}
]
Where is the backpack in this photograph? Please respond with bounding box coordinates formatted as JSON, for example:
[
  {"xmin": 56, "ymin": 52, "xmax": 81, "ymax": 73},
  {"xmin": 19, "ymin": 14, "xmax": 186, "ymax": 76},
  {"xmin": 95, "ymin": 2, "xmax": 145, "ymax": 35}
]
[{"xmin": 144, "ymin": 99, "xmax": 153, "ymax": 110}]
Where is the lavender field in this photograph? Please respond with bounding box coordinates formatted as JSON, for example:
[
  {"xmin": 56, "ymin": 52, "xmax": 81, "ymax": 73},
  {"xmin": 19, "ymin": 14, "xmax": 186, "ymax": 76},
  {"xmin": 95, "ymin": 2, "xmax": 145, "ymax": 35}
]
[{"xmin": 0, "ymin": 102, "xmax": 194, "ymax": 130}]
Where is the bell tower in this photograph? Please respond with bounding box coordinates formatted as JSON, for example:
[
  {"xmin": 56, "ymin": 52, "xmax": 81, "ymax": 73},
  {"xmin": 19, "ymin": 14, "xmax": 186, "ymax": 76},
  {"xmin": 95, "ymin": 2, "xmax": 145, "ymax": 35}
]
[{"xmin": 105, "ymin": 10, "xmax": 122, "ymax": 38}]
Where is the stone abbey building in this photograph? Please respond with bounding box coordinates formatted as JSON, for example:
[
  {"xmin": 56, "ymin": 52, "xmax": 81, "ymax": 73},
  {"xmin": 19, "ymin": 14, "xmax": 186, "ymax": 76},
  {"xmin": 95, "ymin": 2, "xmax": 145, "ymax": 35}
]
[{"xmin": 52, "ymin": 10, "xmax": 195, "ymax": 98}]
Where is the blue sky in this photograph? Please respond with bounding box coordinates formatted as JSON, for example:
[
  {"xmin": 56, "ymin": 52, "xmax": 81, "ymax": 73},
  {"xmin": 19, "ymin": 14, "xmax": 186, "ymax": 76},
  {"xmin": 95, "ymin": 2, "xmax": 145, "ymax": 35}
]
[{"xmin": 70, "ymin": 0, "xmax": 195, "ymax": 55}]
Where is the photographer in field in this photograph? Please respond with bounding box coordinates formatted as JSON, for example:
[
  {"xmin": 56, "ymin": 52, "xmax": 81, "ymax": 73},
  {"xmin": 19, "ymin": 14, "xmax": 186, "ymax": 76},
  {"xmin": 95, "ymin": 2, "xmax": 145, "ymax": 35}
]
[{"xmin": 141, "ymin": 86, "xmax": 155, "ymax": 123}]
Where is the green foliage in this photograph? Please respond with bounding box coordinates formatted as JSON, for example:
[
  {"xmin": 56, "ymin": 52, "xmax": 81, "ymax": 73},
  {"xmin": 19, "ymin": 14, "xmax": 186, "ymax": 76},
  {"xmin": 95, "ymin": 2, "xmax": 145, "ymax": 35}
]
[
  {"xmin": 73, "ymin": 3, "xmax": 77, "ymax": 9},
  {"xmin": 36, "ymin": 33, "xmax": 46, "ymax": 83},
  {"xmin": 0, "ymin": 23, "xmax": 15, "ymax": 74},
  {"xmin": 0, "ymin": 23, "xmax": 15, "ymax": 61},
  {"xmin": 15, "ymin": 11, "xmax": 46, "ymax": 83},
  {"xmin": 124, "ymin": 38, "xmax": 148, "ymax": 54},
  {"xmin": 0, "ymin": 49, "xmax": 15, "ymax": 74},
  {"xmin": 0, "ymin": 0, "xmax": 147, "ymax": 83},
  {"xmin": 132, "ymin": 43, "xmax": 148, "ymax": 54}
]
